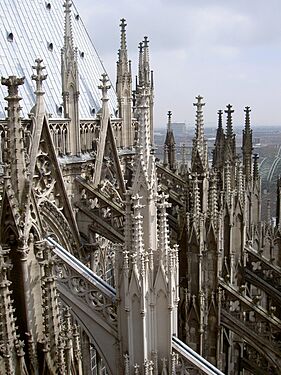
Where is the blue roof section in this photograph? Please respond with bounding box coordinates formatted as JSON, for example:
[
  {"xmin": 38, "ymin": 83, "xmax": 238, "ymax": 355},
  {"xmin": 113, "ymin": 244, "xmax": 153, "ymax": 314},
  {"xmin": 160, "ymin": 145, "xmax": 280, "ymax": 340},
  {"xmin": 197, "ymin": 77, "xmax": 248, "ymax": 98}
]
[{"xmin": 0, "ymin": 0, "xmax": 117, "ymax": 119}]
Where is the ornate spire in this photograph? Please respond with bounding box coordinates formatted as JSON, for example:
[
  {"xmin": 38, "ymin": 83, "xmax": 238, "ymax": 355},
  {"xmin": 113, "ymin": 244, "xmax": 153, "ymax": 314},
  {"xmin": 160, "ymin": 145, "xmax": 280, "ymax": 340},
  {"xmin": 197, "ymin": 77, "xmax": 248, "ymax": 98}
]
[
  {"xmin": 120, "ymin": 18, "xmax": 127, "ymax": 51},
  {"xmin": 93, "ymin": 73, "xmax": 111, "ymax": 187},
  {"xmin": 218, "ymin": 109, "xmax": 223, "ymax": 130},
  {"xmin": 143, "ymin": 36, "xmax": 150, "ymax": 87},
  {"xmin": 224, "ymin": 104, "xmax": 236, "ymax": 162},
  {"xmin": 164, "ymin": 111, "xmax": 176, "ymax": 172},
  {"xmin": 138, "ymin": 42, "xmax": 144, "ymax": 87},
  {"xmin": 117, "ymin": 18, "xmax": 129, "ymax": 79},
  {"xmin": 136, "ymin": 88, "xmax": 151, "ymax": 169},
  {"xmin": 167, "ymin": 110, "xmax": 172, "ymax": 132},
  {"xmin": 212, "ymin": 110, "xmax": 225, "ymax": 169},
  {"xmin": 191, "ymin": 95, "xmax": 208, "ymax": 172},
  {"xmin": 244, "ymin": 106, "xmax": 251, "ymax": 132},
  {"xmin": 116, "ymin": 18, "xmax": 133, "ymax": 148},
  {"xmin": 194, "ymin": 95, "xmax": 205, "ymax": 144},
  {"xmin": 242, "ymin": 106, "xmax": 253, "ymax": 181},
  {"xmin": 225, "ymin": 104, "xmax": 234, "ymax": 138},
  {"xmin": 61, "ymin": 0, "xmax": 80, "ymax": 155},
  {"xmin": 63, "ymin": 0, "xmax": 74, "ymax": 56}
]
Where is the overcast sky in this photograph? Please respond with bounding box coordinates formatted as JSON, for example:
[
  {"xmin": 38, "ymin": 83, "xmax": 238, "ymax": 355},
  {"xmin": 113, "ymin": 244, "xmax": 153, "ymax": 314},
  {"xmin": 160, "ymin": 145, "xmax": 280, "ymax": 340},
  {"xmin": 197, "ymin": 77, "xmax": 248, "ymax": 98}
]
[{"xmin": 75, "ymin": 0, "xmax": 281, "ymax": 129}]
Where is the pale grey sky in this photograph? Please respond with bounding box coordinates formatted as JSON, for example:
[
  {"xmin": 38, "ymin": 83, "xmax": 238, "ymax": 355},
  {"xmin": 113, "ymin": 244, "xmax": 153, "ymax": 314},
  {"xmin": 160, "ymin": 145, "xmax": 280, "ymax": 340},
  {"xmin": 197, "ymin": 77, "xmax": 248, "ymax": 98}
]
[{"xmin": 75, "ymin": 0, "xmax": 281, "ymax": 128}]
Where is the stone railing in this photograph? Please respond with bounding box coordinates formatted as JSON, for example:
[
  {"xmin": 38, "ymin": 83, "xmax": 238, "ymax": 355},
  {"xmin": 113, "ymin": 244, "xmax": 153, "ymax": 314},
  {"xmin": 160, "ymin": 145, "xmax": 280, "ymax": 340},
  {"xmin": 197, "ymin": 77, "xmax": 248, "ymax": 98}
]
[
  {"xmin": 47, "ymin": 237, "xmax": 117, "ymax": 331},
  {"xmin": 172, "ymin": 336, "xmax": 224, "ymax": 375}
]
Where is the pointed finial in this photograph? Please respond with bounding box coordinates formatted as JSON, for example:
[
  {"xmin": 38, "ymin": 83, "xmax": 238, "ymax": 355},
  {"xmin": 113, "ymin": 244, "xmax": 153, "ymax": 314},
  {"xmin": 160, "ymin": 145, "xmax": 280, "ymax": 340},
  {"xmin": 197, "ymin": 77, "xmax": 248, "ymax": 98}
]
[
  {"xmin": 167, "ymin": 110, "xmax": 172, "ymax": 131},
  {"xmin": 218, "ymin": 109, "xmax": 223, "ymax": 129},
  {"xmin": 120, "ymin": 18, "xmax": 127, "ymax": 50},
  {"xmin": 143, "ymin": 36, "xmax": 149, "ymax": 47},
  {"xmin": 63, "ymin": 0, "xmax": 72, "ymax": 12},
  {"xmin": 138, "ymin": 42, "xmax": 144, "ymax": 86},
  {"xmin": 98, "ymin": 73, "xmax": 111, "ymax": 101},
  {"xmin": 193, "ymin": 95, "xmax": 205, "ymax": 108},
  {"xmin": 225, "ymin": 104, "xmax": 234, "ymax": 137},
  {"xmin": 193, "ymin": 95, "xmax": 205, "ymax": 141},
  {"xmin": 32, "ymin": 58, "xmax": 47, "ymax": 95},
  {"xmin": 120, "ymin": 18, "xmax": 127, "ymax": 32},
  {"xmin": 244, "ymin": 106, "xmax": 251, "ymax": 131},
  {"xmin": 63, "ymin": 0, "xmax": 74, "ymax": 53}
]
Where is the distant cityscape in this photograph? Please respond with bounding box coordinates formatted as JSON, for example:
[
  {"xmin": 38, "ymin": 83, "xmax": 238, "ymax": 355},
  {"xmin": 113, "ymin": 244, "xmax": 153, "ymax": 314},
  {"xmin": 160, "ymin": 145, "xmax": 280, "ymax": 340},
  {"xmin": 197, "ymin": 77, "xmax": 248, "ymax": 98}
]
[{"xmin": 155, "ymin": 123, "xmax": 281, "ymax": 220}]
